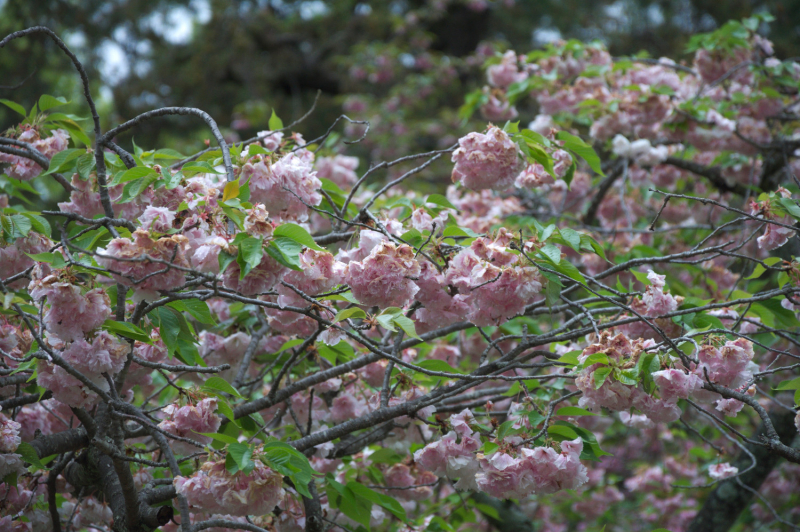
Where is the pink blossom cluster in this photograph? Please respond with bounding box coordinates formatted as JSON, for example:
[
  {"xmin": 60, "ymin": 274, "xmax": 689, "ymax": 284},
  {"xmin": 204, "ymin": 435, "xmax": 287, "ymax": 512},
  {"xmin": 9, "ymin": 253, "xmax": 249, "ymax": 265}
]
[
  {"xmin": 750, "ymin": 188, "xmax": 797, "ymax": 250},
  {"xmin": 28, "ymin": 269, "xmax": 111, "ymax": 342},
  {"xmin": 0, "ymin": 408, "xmax": 21, "ymax": 452},
  {"xmin": 138, "ymin": 205, "xmax": 176, "ymax": 233},
  {"xmin": 0, "ymin": 232, "xmax": 51, "ymax": 288},
  {"xmin": 222, "ymin": 252, "xmax": 286, "ymax": 296},
  {"xmin": 575, "ymin": 332, "xmax": 682, "ymax": 423},
  {"xmin": 451, "ymin": 126, "xmax": 525, "ymax": 191},
  {"xmin": 708, "ymin": 462, "xmax": 738, "ymax": 480},
  {"xmin": 617, "ymin": 270, "xmax": 683, "ymax": 340},
  {"xmin": 345, "ymin": 241, "xmax": 420, "ymax": 308},
  {"xmin": 445, "ymin": 186, "xmax": 523, "ymax": 233},
  {"xmin": 37, "ymin": 330, "xmax": 129, "ymax": 407},
  {"xmin": 444, "ymin": 230, "xmax": 542, "ymax": 326},
  {"xmin": 174, "ymin": 456, "xmax": 284, "ymax": 516},
  {"xmin": 0, "ymin": 128, "xmax": 68, "ymax": 180},
  {"xmin": 381, "ymin": 464, "xmax": 438, "ymax": 501},
  {"xmin": 315, "ymin": 154, "xmax": 359, "ymax": 189},
  {"xmin": 97, "ymin": 230, "xmax": 190, "ymax": 301},
  {"xmin": 243, "ymin": 204, "xmax": 275, "ymax": 239},
  {"xmin": 241, "ymin": 152, "xmax": 322, "ymax": 222},
  {"xmin": 413, "ymin": 409, "xmax": 482, "ymax": 490},
  {"xmin": 487, "ymin": 50, "xmax": 529, "ymax": 89},
  {"xmin": 269, "ymin": 249, "xmax": 345, "ymax": 335},
  {"xmin": 158, "ymin": 397, "xmax": 222, "ymax": 455},
  {"xmin": 414, "ymin": 409, "xmax": 588, "ymax": 497},
  {"xmin": 475, "ymin": 438, "xmax": 588, "ymax": 498}
]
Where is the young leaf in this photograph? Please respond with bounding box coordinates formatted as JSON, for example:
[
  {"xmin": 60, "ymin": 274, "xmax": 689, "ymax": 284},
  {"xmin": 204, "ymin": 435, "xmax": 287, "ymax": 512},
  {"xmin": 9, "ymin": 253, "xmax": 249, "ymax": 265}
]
[
  {"xmin": 273, "ymin": 223, "xmax": 324, "ymax": 251},
  {"xmin": 269, "ymin": 110, "xmax": 284, "ymax": 131},
  {"xmin": 203, "ymin": 376, "xmax": 244, "ymax": 399},
  {"xmin": 556, "ymin": 131, "xmax": 605, "ymax": 176}
]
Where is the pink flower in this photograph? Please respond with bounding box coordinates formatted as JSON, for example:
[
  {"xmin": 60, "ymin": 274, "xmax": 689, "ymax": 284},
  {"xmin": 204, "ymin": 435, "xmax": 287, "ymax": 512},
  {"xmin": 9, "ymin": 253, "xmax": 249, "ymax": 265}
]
[
  {"xmin": 158, "ymin": 397, "xmax": 222, "ymax": 455},
  {"xmin": 445, "ymin": 231, "xmax": 542, "ymax": 326},
  {"xmin": 174, "ymin": 457, "xmax": 284, "ymax": 516},
  {"xmin": 315, "ymin": 155, "xmax": 359, "ymax": 189},
  {"xmin": 243, "ymin": 204, "xmax": 275, "ymax": 238},
  {"xmin": 428, "ymin": 345, "xmax": 461, "ymax": 367},
  {"xmin": 451, "ymin": 127, "xmax": 525, "ymax": 191},
  {"xmin": 255, "ymin": 130, "xmax": 284, "ymax": 152},
  {"xmin": 652, "ymin": 369, "xmax": 703, "ymax": 402},
  {"xmin": 37, "ymin": 331, "xmax": 129, "ymax": 407},
  {"xmin": 242, "ymin": 152, "xmax": 322, "ymax": 222},
  {"xmin": 138, "ymin": 206, "xmax": 176, "ymax": 233},
  {"xmin": 475, "ymin": 438, "xmax": 588, "ymax": 498},
  {"xmin": 414, "ymin": 431, "xmax": 481, "ymax": 491},
  {"xmin": 330, "ymin": 394, "xmax": 367, "ymax": 423},
  {"xmin": 222, "ymin": 253, "xmax": 286, "ymax": 296},
  {"xmin": 0, "ymin": 409, "xmax": 21, "ymax": 452},
  {"xmin": 0, "ymin": 232, "xmax": 52, "ymax": 288},
  {"xmin": 640, "ymin": 270, "xmax": 680, "ymax": 317},
  {"xmin": 97, "ymin": 230, "xmax": 189, "ymax": 301},
  {"xmin": 345, "ymin": 241, "xmax": 420, "ymax": 308},
  {"xmin": 709, "ymin": 462, "xmax": 738, "ymax": 480},
  {"xmin": 696, "ymin": 338, "xmax": 755, "ymax": 389},
  {"xmin": 715, "ymin": 398, "xmax": 745, "ymax": 417},
  {"xmin": 487, "ymin": 50, "xmax": 528, "ymax": 89},
  {"xmin": 0, "ymin": 128, "xmax": 68, "ymax": 180},
  {"xmin": 28, "ymin": 271, "xmax": 111, "ymax": 342},
  {"xmin": 413, "ymin": 261, "xmax": 469, "ymax": 332}
]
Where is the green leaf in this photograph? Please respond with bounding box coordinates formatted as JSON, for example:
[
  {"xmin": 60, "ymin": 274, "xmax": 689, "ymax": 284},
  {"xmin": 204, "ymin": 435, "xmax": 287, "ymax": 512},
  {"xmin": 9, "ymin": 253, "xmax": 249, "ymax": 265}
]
[
  {"xmin": 181, "ymin": 161, "xmax": 224, "ymax": 176},
  {"xmin": 334, "ymin": 307, "xmax": 367, "ymax": 322},
  {"xmin": 101, "ymin": 320, "xmax": 150, "ymax": 343},
  {"xmin": 41, "ymin": 148, "xmax": 82, "ymax": 176},
  {"xmin": 197, "ymin": 432, "xmax": 239, "ymax": 445},
  {"xmin": 266, "ymin": 237, "xmax": 303, "ymax": 270},
  {"xmin": 202, "ymin": 376, "xmax": 244, "ymax": 399},
  {"xmin": 745, "ymin": 257, "xmax": 781, "ymax": 280},
  {"xmin": 556, "ymin": 131, "xmax": 604, "ymax": 176},
  {"xmin": 555, "ymin": 406, "xmax": 597, "ymax": 416},
  {"xmin": 416, "ymin": 359, "xmax": 463, "ymax": 374},
  {"xmin": 269, "ymin": 110, "xmax": 284, "ymax": 131},
  {"xmin": 594, "ymin": 366, "xmax": 612, "ymax": 389},
  {"xmin": 774, "ymin": 377, "xmax": 800, "ymax": 391},
  {"xmin": 347, "ymin": 481, "xmax": 407, "ymax": 523},
  {"xmin": 25, "ymin": 252, "xmax": 65, "ymax": 268},
  {"xmin": 273, "ymin": 223, "xmax": 324, "ymax": 251},
  {"xmin": 557, "ymin": 350, "xmax": 581, "ymax": 367},
  {"xmin": 778, "ymin": 197, "xmax": 800, "ymax": 219},
  {"xmin": 236, "ymin": 236, "xmax": 264, "ymax": 279},
  {"xmin": 548, "ymin": 424, "xmax": 579, "ymax": 440},
  {"xmin": 56, "ymin": 119, "xmax": 92, "ymax": 147},
  {"xmin": 262, "ymin": 442, "xmax": 315, "ymax": 498},
  {"xmin": 228, "ymin": 442, "xmax": 254, "ymax": 473},
  {"xmin": 20, "ymin": 213, "xmax": 51, "ymax": 237},
  {"xmin": 425, "ymin": 193, "xmax": 458, "ymax": 211},
  {"xmin": 559, "ymin": 227, "xmax": 582, "ymax": 252},
  {"xmin": 169, "ymin": 299, "xmax": 216, "ymax": 325},
  {"xmin": 0, "ymin": 99, "xmax": 26, "ymax": 116},
  {"xmin": 76, "ymin": 153, "xmax": 96, "ymax": 180},
  {"xmin": 392, "ymin": 315, "xmax": 421, "ymax": 340},
  {"xmin": 38, "ymin": 94, "xmax": 69, "ymax": 112},
  {"xmin": 16, "ymin": 442, "xmax": 45, "ymax": 470},
  {"xmin": 752, "ymin": 298, "xmax": 800, "ymax": 329},
  {"xmin": 109, "ymin": 166, "xmax": 156, "ymax": 186},
  {"xmin": 581, "ymin": 352, "xmax": 609, "ymax": 368},
  {"xmin": 539, "ymin": 243, "xmax": 562, "ymax": 265}
]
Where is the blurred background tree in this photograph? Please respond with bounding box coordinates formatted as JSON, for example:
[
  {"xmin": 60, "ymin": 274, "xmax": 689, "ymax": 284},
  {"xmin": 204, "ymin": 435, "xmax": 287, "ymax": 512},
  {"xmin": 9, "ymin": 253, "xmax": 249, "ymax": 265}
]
[{"xmin": 2, "ymin": 0, "xmax": 798, "ymax": 171}]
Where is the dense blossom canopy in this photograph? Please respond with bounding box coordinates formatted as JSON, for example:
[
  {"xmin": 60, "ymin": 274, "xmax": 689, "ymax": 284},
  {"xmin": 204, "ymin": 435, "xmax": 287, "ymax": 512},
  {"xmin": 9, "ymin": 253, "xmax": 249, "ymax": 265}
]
[{"xmin": 0, "ymin": 11, "xmax": 799, "ymax": 532}]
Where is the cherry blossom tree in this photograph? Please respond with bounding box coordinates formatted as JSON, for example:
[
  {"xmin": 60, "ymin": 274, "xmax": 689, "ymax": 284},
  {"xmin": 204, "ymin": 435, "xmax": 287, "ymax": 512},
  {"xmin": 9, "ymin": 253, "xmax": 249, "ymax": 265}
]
[{"xmin": 1, "ymin": 14, "xmax": 799, "ymax": 532}]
